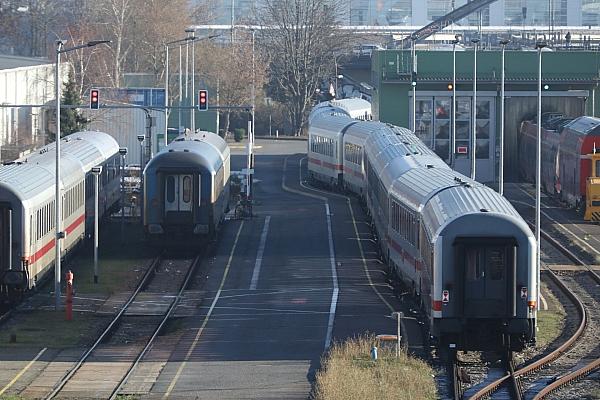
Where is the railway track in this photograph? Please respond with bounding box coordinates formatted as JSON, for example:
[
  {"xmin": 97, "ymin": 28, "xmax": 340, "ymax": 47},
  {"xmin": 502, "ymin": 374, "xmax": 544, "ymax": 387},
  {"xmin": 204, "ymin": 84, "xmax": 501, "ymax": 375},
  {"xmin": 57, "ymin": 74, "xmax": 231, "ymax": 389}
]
[
  {"xmin": 42, "ymin": 250, "xmax": 205, "ymax": 399},
  {"xmin": 465, "ymin": 227, "xmax": 600, "ymax": 400}
]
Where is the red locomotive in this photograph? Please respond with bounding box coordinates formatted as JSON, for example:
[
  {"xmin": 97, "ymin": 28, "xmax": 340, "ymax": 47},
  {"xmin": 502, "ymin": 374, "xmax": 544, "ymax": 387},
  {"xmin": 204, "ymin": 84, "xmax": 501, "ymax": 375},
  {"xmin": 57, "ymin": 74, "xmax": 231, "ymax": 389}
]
[{"xmin": 519, "ymin": 115, "xmax": 600, "ymax": 220}]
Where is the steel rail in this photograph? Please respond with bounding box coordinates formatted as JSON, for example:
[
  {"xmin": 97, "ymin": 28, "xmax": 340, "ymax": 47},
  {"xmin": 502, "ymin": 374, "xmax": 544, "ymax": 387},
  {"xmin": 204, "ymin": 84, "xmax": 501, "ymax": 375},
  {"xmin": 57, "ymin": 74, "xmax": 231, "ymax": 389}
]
[
  {"xmin": 468, "ymin": 226, "xmax": 588, "ymax": 400},
  {"xmin": 529, "ymin": 251, "xmax": 600, "ymax": 400},
  {"xmin": 108, "ymin": 253, "xmax": 202, "ymax": 399},
  {"xmin": 44, "ymin": 253, "xmax": 164, "ymax": 399},
  {"xmin": 452, "ymin": 357, "xmax": 462, "ymax": 400}
]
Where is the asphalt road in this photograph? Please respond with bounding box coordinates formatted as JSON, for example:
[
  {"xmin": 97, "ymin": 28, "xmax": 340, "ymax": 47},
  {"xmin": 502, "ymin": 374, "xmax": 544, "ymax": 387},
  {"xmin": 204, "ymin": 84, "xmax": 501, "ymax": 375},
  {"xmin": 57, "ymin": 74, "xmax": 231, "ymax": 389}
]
[{"xmin": 147, "ymin": 139, "xmax": 425, "ymax": 399}]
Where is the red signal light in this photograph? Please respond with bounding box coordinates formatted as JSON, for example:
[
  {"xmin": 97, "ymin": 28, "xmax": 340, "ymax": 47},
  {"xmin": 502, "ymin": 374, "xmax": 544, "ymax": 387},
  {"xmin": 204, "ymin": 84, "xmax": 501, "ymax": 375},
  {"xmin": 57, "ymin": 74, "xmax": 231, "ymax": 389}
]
[
  {"xmin": 198, "ymin": 90, "xmax": 208, "ymax": 111},
  {"xmin": 90, "ymin": 89, "xmax": 100, "ymax": 110}
]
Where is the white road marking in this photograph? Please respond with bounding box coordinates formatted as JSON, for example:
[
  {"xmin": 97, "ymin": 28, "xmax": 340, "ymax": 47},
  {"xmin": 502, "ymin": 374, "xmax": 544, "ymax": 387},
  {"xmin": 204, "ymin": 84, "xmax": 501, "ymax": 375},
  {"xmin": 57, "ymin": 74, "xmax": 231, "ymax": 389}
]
[
  {"xmin": 281, "ymin": 156, "xmax": 339, "ymax": 351},
  {"xmin": 163, "ymin": 221, "xmax": 245, "ymax": 398},
  {"xmin": 0, "ymin": 347, "xmax": 47, "ymax": 396},
  {"xmin": 250, "ymin": 216, "xmax": 271, "ymax": 290},
  {"xmin": 297, "ymin": 157, "xmax": 395, "ymax": 313},
  {"xmin": 324, "ymin": 202, "xmax": 339, "ymax": 351}
]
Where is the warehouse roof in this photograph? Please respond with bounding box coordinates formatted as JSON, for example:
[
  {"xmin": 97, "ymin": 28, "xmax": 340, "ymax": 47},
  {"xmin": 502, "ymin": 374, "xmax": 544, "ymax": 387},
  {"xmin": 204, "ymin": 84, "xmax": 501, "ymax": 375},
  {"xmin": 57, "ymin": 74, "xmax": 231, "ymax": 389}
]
[{"xmin": 0, "ymin": 54, "xmax": 52, "ymax": 70}]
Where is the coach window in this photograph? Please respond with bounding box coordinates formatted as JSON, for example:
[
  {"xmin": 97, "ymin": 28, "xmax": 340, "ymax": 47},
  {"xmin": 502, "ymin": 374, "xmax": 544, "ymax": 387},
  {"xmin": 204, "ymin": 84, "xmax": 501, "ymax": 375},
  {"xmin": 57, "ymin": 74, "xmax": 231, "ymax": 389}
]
[
  {"xmin": 487, "ymin": 248, "xmax": 505, "ymax": 280},
  {"xmin": 166, "ymin": 176, "xmax": 175, "ymax": 203},
  {"xmin": 182, "ymin": 176, "xmax": 192, "ymax": 203},
  {"xmin": 465, "ymin": 248, "xmax": 484, "ymax": 281}
]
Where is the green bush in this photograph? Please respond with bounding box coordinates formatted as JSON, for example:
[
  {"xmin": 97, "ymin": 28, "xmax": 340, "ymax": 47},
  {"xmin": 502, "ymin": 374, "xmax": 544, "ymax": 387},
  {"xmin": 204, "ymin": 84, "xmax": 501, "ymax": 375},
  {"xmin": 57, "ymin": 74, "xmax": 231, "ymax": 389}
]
[{"xmin": 234, "ymin": 128, "xmax": 245, "ymax": 142}]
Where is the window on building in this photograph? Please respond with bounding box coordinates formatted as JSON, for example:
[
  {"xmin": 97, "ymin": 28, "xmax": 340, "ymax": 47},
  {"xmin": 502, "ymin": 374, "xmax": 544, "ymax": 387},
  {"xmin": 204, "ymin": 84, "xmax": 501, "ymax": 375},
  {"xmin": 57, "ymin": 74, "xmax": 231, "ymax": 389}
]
[{"xmin": 415, "ymin": 99, "xmax": 433, "ymax": 147}]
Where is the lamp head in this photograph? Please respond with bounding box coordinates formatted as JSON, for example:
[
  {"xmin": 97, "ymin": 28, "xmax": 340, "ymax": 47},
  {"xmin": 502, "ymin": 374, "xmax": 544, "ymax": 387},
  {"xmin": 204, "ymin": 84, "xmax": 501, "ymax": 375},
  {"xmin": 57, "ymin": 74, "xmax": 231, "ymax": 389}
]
[
  {"xmin": 137, "ymin": 134, "xmax": 145, "ymax": 143},
  {"xmin": 471, "ymin": 38, "xmax": 480, "ymax": 44},
  {"xmin": 87, "ymin": 40, "xmax": 110, "ymax": 47},
  {"xmin": 91, "ymin": 166, "xmax": 102, "ymax": 175},
  {"xmin": 185, "ymin": 28, "xmax": 195, "ymax": 39},
  {"xmin": 535, "ymin": 41, "xmax": 547, "ymax": 49},
  {"xmin": 119, "ymin": 147, "xmax": 128, "ymax": 156},
  {"xmin": 499, "ymin": 39, "xmax": 510, "ymax": 46}
]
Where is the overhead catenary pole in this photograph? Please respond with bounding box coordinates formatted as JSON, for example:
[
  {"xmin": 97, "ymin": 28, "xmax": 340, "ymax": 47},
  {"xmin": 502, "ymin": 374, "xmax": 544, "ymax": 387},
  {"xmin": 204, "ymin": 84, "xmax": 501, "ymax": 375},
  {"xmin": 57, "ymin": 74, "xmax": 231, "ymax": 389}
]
[
  {"xmin": 179, "ymin": 45, "xmax": 182, "ymax": 132},
  {"xmin": 451, "ymin": 35, "xmax": 460, "ymax": 168},
  {"xmin": 536, "ymin": 41, "xmax": 546, "ymax": 312},
  {"xmin": 54, "ymin": 39, "xmax": 110, "ymax": 310},
  {"xmin": 164, "ymin": 44, "xmax": 169, "ymax": 148},
  {"xmin": 499, "ymin": 39, "xmax": 510, "ymax": 195},
  {"xmin": 185, "ymin": 28, "xmax": 195, "ymax": 133},
  {"xmin": 54, "ymin": 40, "xmax": 63, "ymax": 310},
  {"xmin": 411, "ymin": 35, "xmax": 417, "ymax": 133},
  {"xmin": 231, "ymin": 0, "xmax": 235, "ymax": 44},
  {"xmin": 471, "ymin": 38, "xmax": 480, "ymax": 180},
  {"xmin": 191, "ymin": 33, "xmax": 196, "ymax": 133},
  {"xmin": 185, "ymin": 36, "xmax": 189, "ymax": 131},
  {"xmin": 92, "ymin": 166, "xmax": 102, "ymax": 284}
]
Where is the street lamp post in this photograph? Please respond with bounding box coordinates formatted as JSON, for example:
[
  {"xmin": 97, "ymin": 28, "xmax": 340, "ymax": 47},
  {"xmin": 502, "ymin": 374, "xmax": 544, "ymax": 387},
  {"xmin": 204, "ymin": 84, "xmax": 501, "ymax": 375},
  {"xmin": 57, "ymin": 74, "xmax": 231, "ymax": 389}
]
[
  {"xmin": 536, "ymin": 41, "xmax": 547, "ymax": 312},
  {"xmin": 164, "ymin": 44, "xmax": 169, "ymax": 148},
  {"xmin": 179, "ymin": 45, "xmax": 182, "ymax": 133},
  {"xmin": 451, "ymin": 35, "xmax": 460, "ymax": 168},
  {"xmin": 186, "ymin": 28, "xmax": 196, "ymax": 133},
  {"xmin": 54, "ymin": 39, "xmax": 109, "ymax": 310},
  {"xmin": 91, "ymin": 166, "xmax": 102, "ymax": 284},
  {"xmin": 411, "ymin": 35, "xmax": 417, "ymax": 133},
  {"xmin": 137, "ymin": 134, "xmax": 145, "ymax": 171},
  {"xmin": 499, "ymin": 39, "xmax": 510, "ymax": 195},
  {"xmin": 119, "ymin": 147, "xmax": 128, "ymax": 242},
  {"xmin": 471, "ymin": 38, "xmax": 480, "ymax": 180}
]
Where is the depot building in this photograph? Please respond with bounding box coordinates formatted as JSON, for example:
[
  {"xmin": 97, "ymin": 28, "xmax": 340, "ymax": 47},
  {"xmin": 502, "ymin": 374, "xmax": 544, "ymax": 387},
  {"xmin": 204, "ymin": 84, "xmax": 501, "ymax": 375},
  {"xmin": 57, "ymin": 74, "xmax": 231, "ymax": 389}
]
[{"xmin": 370, "ymin": 49, "xmax": 600, "ymax": 183}]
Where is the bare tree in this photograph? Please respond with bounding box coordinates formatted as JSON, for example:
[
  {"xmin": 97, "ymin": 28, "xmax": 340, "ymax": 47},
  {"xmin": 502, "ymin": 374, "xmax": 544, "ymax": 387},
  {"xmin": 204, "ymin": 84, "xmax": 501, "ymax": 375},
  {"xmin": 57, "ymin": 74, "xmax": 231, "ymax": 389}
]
[
  {"xmin": 196, "ymin": 33, "xmax": 267, "ymax": 136},
  {"xmin": 257, "ymin": 0, "xmax": 351, "ymax": 136}
]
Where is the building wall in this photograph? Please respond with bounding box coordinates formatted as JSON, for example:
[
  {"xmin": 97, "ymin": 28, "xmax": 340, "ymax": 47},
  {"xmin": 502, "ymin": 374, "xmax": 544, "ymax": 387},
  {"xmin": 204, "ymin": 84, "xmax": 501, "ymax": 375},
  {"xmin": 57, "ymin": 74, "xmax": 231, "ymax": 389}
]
[
  {"xmin": 0, "ymin": 62, "xmax": 62, "ymax": 161},
  {"xmin": 203, "ymin": 0, "xmax": 599, "ymax": 26}
]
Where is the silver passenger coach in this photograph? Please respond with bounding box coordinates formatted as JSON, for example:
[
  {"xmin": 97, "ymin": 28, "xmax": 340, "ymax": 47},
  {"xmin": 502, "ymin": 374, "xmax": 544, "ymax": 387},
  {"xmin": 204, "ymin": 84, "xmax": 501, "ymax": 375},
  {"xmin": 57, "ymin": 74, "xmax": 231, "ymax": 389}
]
[{"xmin": 143, "ymin": 131, "xmax": 230, "ymax": 242}]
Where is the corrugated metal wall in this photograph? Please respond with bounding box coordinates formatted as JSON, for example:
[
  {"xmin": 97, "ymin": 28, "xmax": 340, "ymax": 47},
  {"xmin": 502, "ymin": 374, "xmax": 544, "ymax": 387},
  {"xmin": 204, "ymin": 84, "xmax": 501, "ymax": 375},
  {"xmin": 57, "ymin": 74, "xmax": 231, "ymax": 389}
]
[
  {"xmin": 81, "ymin": 107, "xmax": 166, "ymax": 167},
  {"xmin": 505, "ymin": 96, "xmax": 585, "ymax": 181}
]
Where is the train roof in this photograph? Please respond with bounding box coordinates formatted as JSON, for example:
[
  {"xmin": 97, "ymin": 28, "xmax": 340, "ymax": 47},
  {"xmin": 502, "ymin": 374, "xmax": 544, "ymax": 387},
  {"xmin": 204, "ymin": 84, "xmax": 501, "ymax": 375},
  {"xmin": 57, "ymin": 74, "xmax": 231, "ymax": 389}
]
[
  {"xmin": 358, "ymin": 119, "xmax": 529, "ymax": 241},
  {"xmin": 310, "ymin": 112, "xmax": 358, "ymax": 139},
  {"xmin": 0, "ymin": 131, "xmax": 119, "ymax": 203},
  {"xmin": 422, "ymin": 184, "xmax": 525, "ymax": 239},
  {"xmin": 562, "ymin": 116, "xmax": 600, "ymax": 136},
  {"xmin": 330, "ymin": 98, "xmax": 371, "ymax": 120},
  {"xmin": 146, "ymin": 131, "xmax": 228, "ymax": 174},
  {"xmin": 173, "ymin": 131, "xmax": 230, "ymax": 163}
]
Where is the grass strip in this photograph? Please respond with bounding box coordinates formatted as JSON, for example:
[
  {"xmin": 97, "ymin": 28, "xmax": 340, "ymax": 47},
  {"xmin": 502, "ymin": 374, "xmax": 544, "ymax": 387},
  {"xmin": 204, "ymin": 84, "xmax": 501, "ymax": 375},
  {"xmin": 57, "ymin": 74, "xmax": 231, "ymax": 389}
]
[
  {"xmin": 536, "ymin": 281, "xmax": 566, "ymax": 348},
  {"xmin": 314, "ymin": 335, "xmax": 437, "ymax": 400}
]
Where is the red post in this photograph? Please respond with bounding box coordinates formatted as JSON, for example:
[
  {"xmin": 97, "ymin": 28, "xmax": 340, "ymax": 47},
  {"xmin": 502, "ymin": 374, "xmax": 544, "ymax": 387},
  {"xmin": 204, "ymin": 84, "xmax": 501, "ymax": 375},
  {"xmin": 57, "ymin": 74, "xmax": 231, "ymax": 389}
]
[{"xmin": 65, "ymin": 270, "xmax": 73, "ymax": 321}]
